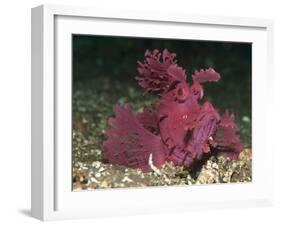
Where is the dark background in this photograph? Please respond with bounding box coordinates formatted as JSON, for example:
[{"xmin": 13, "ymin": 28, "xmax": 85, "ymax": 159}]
[{"xmin": 72, "ymin": 35, "xmax": 252, "ymax": 147}]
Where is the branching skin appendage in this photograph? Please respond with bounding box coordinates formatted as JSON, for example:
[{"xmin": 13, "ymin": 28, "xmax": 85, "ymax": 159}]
[{"xmin": 102, "ymin": 49, "xmax": 243, "ymax": 172}]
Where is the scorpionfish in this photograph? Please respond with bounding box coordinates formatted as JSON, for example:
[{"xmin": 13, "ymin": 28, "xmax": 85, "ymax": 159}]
[{"xmin": 102, "ymin": 49, "xmax": 243, "ymax": 172}]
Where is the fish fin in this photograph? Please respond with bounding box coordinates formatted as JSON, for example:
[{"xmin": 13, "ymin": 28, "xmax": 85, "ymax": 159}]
[
  {"xmin": 136, "ymin": 106, "xmax": 159, "ymax": 135},
  {"xmin": 136, "ymin": 49, "xmax": 187, "ymax": 94},
  {"xmin": 192, "ymin": 68, "xmax": 221, "ymax": 84},
  {"xmin": 103, "ymin": 104, "xmax": 167, "ymax": 172},
  {"xmin": 188, "ymin": 102, "xmax": 219, "ymax": 156},
  {"xmin": 213, "ymin": 110, "xmax": 243, "ymax": 159}
]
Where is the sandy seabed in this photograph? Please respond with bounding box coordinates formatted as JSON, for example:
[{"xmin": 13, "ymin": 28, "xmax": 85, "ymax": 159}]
[{"xmin": 72, "ymin": 78, "xmax": 252, "ymax": 191}]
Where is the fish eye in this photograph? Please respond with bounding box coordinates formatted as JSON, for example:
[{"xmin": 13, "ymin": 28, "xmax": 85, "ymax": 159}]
[
  {"xmin": 177, "ymin": 88, "xmax": 183, "ymax": 96},
  {"xmin": 175, "ymin": 83, "xmax": 188, "ymax": 101}
]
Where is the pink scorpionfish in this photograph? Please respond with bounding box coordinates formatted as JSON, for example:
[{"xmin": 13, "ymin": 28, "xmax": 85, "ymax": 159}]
[{"xmin": 102, "ymin": 49, "xmax": 243, "ymax": 172}]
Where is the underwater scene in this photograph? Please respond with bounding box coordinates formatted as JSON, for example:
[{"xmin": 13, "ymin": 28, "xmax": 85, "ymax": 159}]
[{"xmin": 72, "ymin": 35, "xmax": 252, "ymax": 190}]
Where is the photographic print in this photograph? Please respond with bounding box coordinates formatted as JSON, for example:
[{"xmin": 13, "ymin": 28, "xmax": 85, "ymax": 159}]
[{"xmin": 72, "ymin": 35, "xmax": 252, "ymax": 191}]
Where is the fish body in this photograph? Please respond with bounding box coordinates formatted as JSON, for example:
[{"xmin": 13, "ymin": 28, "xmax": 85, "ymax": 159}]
[{"xmin": 103, "ymin": 49, "xmax": 243, "ymax": 172}]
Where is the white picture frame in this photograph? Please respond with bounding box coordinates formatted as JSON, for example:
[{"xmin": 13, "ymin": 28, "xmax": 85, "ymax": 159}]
[{"xmin": 31, "ymin": 4, "xmax": 274, "ymax": 221}]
